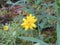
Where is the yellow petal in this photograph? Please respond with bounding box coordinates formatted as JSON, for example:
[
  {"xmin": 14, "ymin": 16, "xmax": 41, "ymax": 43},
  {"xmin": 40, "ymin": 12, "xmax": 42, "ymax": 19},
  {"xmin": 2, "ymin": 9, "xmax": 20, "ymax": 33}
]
[
  {"xmin": 32, "ymin": 16, "xmax": 35, "ymax": 18},
  {"xmin": 34, "ymin": 19, "xmax": 37, "ymax": 22},
  {"xmin": 21, "ymin": 23, "xmax": 24, "ymax": 26},
  {"xmin": 23, "ymin": 18, "xmax": 26, "ymax": 21},
  {"xmin": 25, "ymin": 26, "xmax": 29, "ymax": 30},
  {"xmin": 29, "ymin": 14, "xmax": 32, "ymax": 16},
  {"xmin": 30, "ymin": 26, "xmax": 33, "ymax": 30},
  {"xmin": 32, "ymin": 24, "xmax": 36, "ymax": 28},
  {"xmin": 29, "ymin": 14, "xmax": 32, "ymax": 18}
]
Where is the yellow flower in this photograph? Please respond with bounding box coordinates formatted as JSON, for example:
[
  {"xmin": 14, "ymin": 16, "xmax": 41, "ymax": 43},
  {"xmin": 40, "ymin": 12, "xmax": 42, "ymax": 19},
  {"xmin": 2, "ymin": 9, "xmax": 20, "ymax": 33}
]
[
  {"xmin": 21, "ymin": 14, "xmax": 37, "ymax": 30},
  {"xmin": 3, "ymin": 25, "xmax": 9, "ymax": 31}
]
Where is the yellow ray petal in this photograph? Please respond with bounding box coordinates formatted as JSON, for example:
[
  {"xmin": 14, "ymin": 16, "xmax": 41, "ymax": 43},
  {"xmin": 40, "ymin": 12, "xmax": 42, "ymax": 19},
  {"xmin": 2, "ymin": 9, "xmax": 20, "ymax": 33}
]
[
  {"xmin": 32, "ymin": 24, "xmax": 36, "ymax": 28},
  {"xmin": 25, "ymin": 26, "xmax": 29, "ymax": 30}
]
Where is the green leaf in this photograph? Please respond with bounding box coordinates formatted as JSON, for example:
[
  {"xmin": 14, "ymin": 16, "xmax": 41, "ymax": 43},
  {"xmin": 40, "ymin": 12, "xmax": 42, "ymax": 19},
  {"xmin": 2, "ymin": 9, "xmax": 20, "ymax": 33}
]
[
  {"xmin": 18, "ymin": 36, "xmax": 48, "ymax": 45},
  {"xmin": 56, "ymin": 21, "xmax": 60, "ymax": 45},
  {"xmin": 56, "ymin": 0, "xmax": 60, "ymax": 7}
]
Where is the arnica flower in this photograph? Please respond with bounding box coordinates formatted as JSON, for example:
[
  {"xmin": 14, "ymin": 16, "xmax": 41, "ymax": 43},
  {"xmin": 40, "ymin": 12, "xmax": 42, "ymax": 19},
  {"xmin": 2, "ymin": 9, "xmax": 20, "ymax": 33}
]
[
  {"xmin": 21, "ymin": 14, "xmax": 37, "ymax": 30},
  {"xmin": 3, "ymin": 25, "xmax": 9, "ymax": 31}
]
